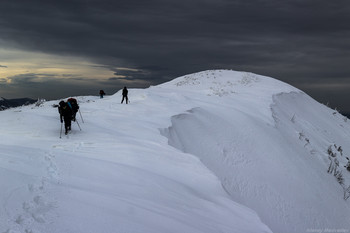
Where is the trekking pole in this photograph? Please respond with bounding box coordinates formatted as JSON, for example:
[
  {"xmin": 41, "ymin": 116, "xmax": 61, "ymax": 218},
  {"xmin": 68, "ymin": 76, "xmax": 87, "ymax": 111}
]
[
  {"xmin": 78, "ymin": 109, "xmax": 84, "ymax": 123},
  {"xmin": 76, "ymin": 118, "xmax": 82, "ymax": 131},
  {"xmin": 59, "ymin": 122, "xmax": 63, "ymax": 138}
]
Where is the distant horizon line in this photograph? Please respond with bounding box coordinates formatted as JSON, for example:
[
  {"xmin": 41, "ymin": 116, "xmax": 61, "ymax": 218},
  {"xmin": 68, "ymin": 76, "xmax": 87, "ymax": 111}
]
[{"xmin": 1, "ymin": 96, "xmax": 349, "ymax": 118}]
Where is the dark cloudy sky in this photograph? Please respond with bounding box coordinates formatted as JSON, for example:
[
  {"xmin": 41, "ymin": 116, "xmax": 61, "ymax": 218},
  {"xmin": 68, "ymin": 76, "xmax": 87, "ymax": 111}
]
[{"xmin": 0, "ymin": 0, "xmax": 349, "ymax": 112}]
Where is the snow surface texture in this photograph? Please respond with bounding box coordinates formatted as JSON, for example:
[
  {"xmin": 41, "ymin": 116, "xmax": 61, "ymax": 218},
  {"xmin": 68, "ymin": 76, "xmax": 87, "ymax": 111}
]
[
  {"xmin": 161, "ymin": 71, "xmax": 350, "ymax": 233},
  {"xmin": 0, "ymin": 70, "xmax": 349, "ymax": 233}
]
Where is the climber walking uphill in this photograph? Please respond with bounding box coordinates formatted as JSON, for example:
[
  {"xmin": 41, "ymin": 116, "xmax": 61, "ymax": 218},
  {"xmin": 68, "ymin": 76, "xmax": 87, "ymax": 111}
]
[
  {"xmin": 67, "ymin": 98, "xmax": 79, "ymax": 121},
  {"xmin": 121, "ymin": 86, "xmax": 128, "ymax": 104},
  {"xmin": 99, "ymin": 90, "xmax": 106, "ymax": 98},
  {"xmin": 58, "ymin": 100, "xmax": 73, "ymax": 135}
]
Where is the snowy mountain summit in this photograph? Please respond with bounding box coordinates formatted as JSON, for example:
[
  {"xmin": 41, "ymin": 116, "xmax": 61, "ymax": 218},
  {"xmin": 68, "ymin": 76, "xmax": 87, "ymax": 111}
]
[{"xmin": 1, "ymin": 70, "xmax": 350, "ymax": 233}]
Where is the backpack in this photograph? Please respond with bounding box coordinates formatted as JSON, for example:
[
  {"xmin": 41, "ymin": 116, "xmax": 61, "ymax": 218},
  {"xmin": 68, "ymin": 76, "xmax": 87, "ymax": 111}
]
[
  {"xmin": 67, "ymin": 98, "xmax": 77, "ymax": 105},
  {"xmin": 67, "ymin": 98, "xmax": 79, "ymax": 112}
]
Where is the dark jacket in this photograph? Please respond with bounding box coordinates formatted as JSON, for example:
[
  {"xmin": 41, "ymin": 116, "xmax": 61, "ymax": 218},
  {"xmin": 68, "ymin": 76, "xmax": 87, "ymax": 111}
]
[
  {"xmin": 122, "ymin": 87, "xmax": 128, "ymax": 97},
  {"xmin": 58, "ymin": 101, "xmax": 73, "ymax": 122}
]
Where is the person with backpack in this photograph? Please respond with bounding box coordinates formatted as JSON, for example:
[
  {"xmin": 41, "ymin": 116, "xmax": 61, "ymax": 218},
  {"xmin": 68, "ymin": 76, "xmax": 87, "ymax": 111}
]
[
  {"xmin": 67, "ymin": 98, "xmax": 79, "ymax": 121},
  {"xmin": 121, "ymin": 86, "xmax": 128, "ymax": 104},
  {"xmin": 99, "ymin": 90, "xmax": 106, "ymax": 98},
  {"xmin": 58, "ymin": 100, "xmax": 73, "ymax": 135}
]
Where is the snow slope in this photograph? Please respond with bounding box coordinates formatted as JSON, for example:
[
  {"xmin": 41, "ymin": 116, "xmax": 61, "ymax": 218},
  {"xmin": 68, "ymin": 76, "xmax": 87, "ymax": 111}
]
[
  {"xmin": 160, "ymin": 71, "xmax": 350, "ymax": 233},
  {"xmin": 1, "ymin": 70, "xmax": 349, "ymax": 233}
]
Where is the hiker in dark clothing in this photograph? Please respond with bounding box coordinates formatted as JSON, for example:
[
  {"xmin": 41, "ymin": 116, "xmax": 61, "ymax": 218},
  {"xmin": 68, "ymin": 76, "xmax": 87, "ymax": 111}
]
[
  {"xmin": 67, "ymin": 98, "xmax": 79, "ymax": 121},
  {"xmin": 99, "ymin": 90, "xmax": 106, "ymax": 98},
  {"xmin": 58, "ymin": 100, "xmax": 73, "ymax": 135},
  {"xmin": 121, "ymin": 86, "xmax": 128, "ymax": 104}
]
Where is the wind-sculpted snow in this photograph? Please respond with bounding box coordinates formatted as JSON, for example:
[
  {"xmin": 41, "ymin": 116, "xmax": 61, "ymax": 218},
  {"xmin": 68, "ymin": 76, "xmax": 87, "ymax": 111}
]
[
  {"xmin": 162, "ymin": 72, "xmax": 350, "ymax": 233},
  {"xmin": 1, "ymin": 70, "xmax": 349, "ymax": 233}
]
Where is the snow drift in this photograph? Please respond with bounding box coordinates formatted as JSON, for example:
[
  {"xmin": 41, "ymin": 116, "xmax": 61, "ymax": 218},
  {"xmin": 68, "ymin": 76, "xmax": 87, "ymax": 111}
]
[
  {"xmin": 1, "ymin": 70, "xmax": 349, "ymax": 233},
  {"xmin": 160, "ymin": 71, "xmax": 350, "ymax": 233}
]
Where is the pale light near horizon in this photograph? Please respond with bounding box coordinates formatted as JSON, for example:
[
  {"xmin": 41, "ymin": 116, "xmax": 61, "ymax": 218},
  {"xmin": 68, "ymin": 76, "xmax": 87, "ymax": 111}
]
[{"xmin": 0, "ymin": 47, "xmax": 118, "ymax": 83}]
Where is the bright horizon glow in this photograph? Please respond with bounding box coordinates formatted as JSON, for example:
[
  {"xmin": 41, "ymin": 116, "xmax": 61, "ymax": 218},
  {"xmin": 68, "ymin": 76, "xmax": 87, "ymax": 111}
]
[
  {"xmin": 0, "ymin": 48, "xmax": 115, "ymax": 82},
  {"xmin": 0, "ymin": 47, "xmax": 150, "ymax": 100}
]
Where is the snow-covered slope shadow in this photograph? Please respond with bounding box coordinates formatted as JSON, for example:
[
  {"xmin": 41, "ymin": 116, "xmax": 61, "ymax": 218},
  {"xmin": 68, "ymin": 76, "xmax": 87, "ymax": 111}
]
[{"xmin": 161, "ymin": 73, "xmax": 350, "ymax": 233}]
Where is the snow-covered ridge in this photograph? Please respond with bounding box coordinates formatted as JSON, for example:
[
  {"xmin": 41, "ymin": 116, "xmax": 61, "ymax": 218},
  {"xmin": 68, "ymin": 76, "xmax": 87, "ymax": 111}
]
[
  {"xmin": 161, "ymin": 70, "xmax": 350, "ymax": 233},
  {"xmin": 159, "ymin": 70, "xmax": 299, "ymax": 96},
  {"xmin": 158, "ymin": 70, "xmax": 302, "ymax": 126},
  {"xmin": 1, "ymin": 69, "xmax": 349, "ymax": 233}
]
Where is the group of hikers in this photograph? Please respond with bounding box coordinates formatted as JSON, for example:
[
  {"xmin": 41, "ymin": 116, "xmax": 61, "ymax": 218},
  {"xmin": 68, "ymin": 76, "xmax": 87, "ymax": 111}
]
[
  {"xmin": 58, "ymin": 87, "xmax": 129, "ymax": 135},
  {"xmin": 99, "ymin": 87, "xmax": 128, "ymax": 102}
]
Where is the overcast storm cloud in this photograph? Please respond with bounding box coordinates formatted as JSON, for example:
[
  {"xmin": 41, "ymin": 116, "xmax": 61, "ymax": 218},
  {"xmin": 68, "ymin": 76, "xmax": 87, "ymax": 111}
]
[{"xmin": 0, "ymin": 0, "xmax": 349, "ymax": 112}]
